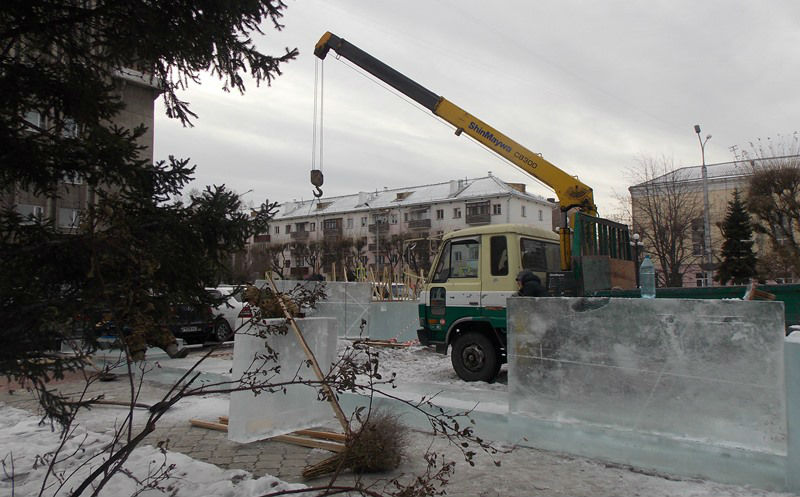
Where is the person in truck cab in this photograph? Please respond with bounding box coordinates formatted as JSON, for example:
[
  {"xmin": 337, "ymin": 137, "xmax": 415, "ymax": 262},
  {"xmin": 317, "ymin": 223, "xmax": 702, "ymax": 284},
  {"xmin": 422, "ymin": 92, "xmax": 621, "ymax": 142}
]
[{"xmin": 516, "ymin": 270, "xmax": 546, "ymax": 297}]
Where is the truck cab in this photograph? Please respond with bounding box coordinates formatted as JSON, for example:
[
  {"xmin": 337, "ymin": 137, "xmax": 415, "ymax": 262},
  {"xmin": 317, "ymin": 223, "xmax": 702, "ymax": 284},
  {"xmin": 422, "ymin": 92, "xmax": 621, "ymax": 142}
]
[{"xmin": 417, "ymin": 224, "xmax": 560, "ymax": 382}]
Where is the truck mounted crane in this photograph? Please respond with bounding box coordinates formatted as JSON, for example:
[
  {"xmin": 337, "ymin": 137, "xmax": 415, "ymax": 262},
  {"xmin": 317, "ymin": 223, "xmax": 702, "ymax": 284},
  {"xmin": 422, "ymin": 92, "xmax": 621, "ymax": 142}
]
[
  {"xmin": 314, "ymin": 31, "xmax": 600, "ymax": 271},
  {"xmin": 314, "ymin": 32, "xmax": 635, "ymax": 381}
]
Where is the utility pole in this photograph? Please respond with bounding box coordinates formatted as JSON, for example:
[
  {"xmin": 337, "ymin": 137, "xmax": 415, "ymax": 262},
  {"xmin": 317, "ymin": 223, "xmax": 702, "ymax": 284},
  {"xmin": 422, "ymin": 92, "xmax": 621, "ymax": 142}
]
[{"xmin": 694, "ymin": 124, "xmax": 713, "ymax": 286}]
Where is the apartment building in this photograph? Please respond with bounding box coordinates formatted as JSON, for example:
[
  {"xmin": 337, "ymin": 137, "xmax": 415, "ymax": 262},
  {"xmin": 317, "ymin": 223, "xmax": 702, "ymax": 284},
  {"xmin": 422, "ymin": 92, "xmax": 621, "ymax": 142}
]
[
  {"xmin": 629, "ymin": 158, "xmax": 793, "ymax": 287},
  {"xmin": 3, "ymin": 68, "xmax": 160, "ymax": 229},
  {"xmin": 250, "ymin": 174, "xmax": 557, "ymax": 279}
]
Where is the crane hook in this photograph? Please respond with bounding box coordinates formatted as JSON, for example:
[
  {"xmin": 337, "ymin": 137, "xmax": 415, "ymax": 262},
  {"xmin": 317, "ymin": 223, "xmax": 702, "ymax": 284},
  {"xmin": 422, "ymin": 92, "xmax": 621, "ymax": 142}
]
[{"xmin": 311, "ymin": 170, "xmax": 324, "ymax": 198}]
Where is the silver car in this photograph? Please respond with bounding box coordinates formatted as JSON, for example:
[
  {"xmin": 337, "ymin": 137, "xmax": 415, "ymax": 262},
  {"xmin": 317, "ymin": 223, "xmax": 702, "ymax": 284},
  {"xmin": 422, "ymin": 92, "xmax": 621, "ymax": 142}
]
[{"xmin": 205, "ymin": 286, "xmax": 247, "ymax": 342}]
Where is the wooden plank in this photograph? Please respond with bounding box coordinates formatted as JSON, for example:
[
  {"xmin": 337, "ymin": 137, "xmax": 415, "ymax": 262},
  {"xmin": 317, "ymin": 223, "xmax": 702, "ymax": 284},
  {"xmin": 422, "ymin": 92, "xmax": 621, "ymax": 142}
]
[
  {"xmin": 190, "ymin": 419, "xmax": 228, "ymax": 432},
  {"xmin": 273, "ymin": 434, "xmax": 345, "ymax": 453},
  {"xmin": 293, "ymin": 429, "xmax": 347, "ymax": 442},
  {"xmin": 191, "ymin": 418, "xmax": 346, "ymax": 452}
]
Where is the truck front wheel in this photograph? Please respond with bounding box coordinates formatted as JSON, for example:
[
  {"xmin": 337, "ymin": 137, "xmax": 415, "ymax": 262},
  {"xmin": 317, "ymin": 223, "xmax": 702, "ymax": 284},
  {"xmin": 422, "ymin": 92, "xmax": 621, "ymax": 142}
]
[{"xmin": 451, "ymin": 332, "xmax": 500, "ymax": 382}]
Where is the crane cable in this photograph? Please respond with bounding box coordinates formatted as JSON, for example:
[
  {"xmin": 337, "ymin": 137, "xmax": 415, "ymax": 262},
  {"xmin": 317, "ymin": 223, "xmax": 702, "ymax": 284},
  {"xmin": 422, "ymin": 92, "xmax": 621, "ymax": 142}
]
[{"xmin": 310, "ymin": 58, "xmax": 324, "ymax": 198}]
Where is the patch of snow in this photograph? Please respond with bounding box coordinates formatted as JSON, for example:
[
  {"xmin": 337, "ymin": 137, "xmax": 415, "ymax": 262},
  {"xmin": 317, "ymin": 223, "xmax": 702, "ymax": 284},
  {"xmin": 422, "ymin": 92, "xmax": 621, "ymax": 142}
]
[{"xmin": 0, "ymin": 404, "xmax": 303, "ymax": 497}]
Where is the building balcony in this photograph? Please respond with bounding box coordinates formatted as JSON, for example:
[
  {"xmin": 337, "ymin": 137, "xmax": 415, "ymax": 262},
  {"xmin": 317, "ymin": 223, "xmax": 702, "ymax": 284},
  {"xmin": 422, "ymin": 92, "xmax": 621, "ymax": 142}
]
[
  {"xmin": 408, "ymin": 219, "xmax": 431, "ymax": 230},
  {"xmin": 368, "ymin": 223, "xmax": 390, "ymax": 234},
  {"xmin": 466, "ymin": 213, "xmax": 491, "ymax": 225},
  {"xmin": 253, "ymin": 234, "xmax": 271, "ymax": 243},
  {"xmin": 291, "ymin": 230, "xmax": 310, "ymax": 241}
]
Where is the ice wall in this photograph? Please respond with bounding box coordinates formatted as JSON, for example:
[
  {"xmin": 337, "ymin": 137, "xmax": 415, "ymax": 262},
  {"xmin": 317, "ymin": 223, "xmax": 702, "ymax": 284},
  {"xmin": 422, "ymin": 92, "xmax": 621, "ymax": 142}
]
[
  {"xmin": 508, "ymin": 297, "xmax": 786, "ymax": 454},
  {"xmin": 367, "ymin": 301, "xmax": 419, "ymax": 341},
  {"xmin": 228, "ymin": 317, "xmax": 338, "ymax": 443},
  {"xmin": 254, "ymin": 280, "xmax": 418, "ymax": 341},
  {"xmin": 785, "ymin": 334, "xmax": 800, "ymax": 489}
]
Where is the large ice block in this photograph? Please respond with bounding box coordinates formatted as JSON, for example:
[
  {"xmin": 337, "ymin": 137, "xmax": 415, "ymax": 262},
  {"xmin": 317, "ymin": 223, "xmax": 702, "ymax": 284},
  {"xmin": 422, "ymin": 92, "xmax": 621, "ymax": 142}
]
[
  {"xmin": 508, "ymin": 297, "xmax": 786, "ymax": 453},
  {"xmin": 367, "ymin": 301, "xmax": 420, "ymax": 341},
  {"xmin": 228, "ymin": 317, "xmax": 338, "ymax": 443}
]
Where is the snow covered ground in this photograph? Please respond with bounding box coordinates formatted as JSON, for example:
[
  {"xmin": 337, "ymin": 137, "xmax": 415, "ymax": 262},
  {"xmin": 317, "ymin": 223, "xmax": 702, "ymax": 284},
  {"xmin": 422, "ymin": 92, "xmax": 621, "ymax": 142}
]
[
  {"xmin": 2, "ymin": 341, "xmax": 797, "ymax": 496},
  {"xmin": 0, "ymin": 404, "xmax": 304, "ymax": 497}
]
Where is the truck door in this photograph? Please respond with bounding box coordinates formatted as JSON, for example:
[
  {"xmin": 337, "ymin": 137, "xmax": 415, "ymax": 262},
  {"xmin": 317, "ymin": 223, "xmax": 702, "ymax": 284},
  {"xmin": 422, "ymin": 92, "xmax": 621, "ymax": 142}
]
[
  {"xmin": 480, "ymin": 234, "xmax": 514, "ymax": 326},
  {"xmin": 428, "ymin": 237, "xmax": 482, "ymax": 331}
]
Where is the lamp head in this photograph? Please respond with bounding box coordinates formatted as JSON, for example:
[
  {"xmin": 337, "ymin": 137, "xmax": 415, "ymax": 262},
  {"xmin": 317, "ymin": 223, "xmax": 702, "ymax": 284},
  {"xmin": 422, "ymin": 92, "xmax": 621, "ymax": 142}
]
[{"xmin": 694, "ymin": 124, "xmax": 701, "ymax": 134}]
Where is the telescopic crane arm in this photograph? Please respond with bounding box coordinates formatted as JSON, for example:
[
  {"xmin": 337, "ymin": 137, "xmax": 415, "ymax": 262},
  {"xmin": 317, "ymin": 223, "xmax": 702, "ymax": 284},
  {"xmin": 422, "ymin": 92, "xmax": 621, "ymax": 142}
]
[
  {"xmin": 314, "ymin": 32, "xmax": 597, "ymax": 216},
  {"xmin": 314, "ymin": 31, "xmax": 598, "ymax": 269}
]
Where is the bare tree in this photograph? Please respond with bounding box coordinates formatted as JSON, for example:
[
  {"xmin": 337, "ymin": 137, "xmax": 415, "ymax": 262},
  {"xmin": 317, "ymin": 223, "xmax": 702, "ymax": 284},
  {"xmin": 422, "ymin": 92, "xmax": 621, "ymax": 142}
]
[
  {"xmin": 256, "ymin": 243, "xmax": 289, "ymax": 279},
  {"xmin": 627, "ymin": 156, "xmax": 704, "ymax": 287},
  {"xmin": 739, "ymin": 134, "xmax": 800, "ymax": 280}
]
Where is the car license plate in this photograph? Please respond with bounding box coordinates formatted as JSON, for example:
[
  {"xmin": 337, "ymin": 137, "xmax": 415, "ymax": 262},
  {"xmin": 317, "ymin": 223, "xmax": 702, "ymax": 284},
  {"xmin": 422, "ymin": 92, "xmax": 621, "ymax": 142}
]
[{"xmin": 181, "ymin": 326, "xmax": 200, "ymax": 333}]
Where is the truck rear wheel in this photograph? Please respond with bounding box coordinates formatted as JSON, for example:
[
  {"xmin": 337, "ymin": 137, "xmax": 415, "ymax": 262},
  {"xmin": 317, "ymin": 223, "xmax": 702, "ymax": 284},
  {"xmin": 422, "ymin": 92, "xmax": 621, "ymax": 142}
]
[{"xmin": 451, "ymin": 332, "xmax": 500, "ymax": 382}]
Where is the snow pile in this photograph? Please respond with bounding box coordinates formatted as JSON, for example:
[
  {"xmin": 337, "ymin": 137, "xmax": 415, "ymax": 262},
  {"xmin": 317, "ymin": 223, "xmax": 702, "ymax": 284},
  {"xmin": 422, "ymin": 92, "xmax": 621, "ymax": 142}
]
[{"xmin": 0, "ymin": 405, "xmax": 304, "ymax": 497}]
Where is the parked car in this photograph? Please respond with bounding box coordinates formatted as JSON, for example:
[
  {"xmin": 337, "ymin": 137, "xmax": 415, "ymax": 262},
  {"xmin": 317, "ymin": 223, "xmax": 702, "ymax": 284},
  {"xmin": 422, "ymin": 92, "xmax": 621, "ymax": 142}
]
[
  {"xmin": 206, "ymin": 286, "xmax": 248, "ymax": 342},
  {"xmin": 167, "ymin": 301, "xmax": 215, "ymax": 344}
]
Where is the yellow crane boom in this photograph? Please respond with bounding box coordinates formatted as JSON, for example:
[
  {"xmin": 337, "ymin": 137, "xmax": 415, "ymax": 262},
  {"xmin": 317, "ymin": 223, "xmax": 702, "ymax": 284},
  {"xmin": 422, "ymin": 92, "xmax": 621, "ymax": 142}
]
[{"xmin": 314, "ymin": 31, "xmax": 599, "ymax": 270}]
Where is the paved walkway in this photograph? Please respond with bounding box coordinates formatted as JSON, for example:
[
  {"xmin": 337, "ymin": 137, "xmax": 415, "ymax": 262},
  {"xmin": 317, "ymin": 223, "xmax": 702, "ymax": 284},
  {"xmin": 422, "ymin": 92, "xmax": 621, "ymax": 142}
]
[{"xmin": 2, "ymin": 350, "xmax": 796, "ymax": 497}]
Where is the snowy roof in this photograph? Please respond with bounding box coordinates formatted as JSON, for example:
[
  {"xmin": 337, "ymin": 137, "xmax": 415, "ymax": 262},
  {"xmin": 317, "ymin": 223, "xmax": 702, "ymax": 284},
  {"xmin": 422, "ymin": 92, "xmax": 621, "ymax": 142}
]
[
  {"xmin": 271, "ymin": 175, "xmax": 549, "ymax": 220},
  {"xmin": 632, "ymin": 157, "xmax": 780, "ymax": 188}
]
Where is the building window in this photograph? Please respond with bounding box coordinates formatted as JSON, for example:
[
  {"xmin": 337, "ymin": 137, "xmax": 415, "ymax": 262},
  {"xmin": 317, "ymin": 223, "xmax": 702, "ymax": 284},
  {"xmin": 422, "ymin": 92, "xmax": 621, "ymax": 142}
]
[
  {"xmin": 62, "ymin": 117, "xmax": 78, "ymax": 138},
  {"xmin": 285, "ymin": 224, "xmax": 292, "ymax": 233},
  {"xmin": 23, "ymin": 110, "xmax": 41, "ymax": 128},
  {"xmin": 16, "ymin": 204, "xmax": 44, "ymax": 224},
  {"xmin": 391, "ymin": 214, "xmax": 398, "ymax": 224},
  {"xmin": 63, "ymin": 172, "xmax": 83, "ymax": 185},
  {"xmin": 466, "ymin": 202, "xmax": 489, "ymax": 217},
  {"xmin": 347, "ymin": 218, "xmax": 353, "ymax": 229},
  {"xmin": 453, "ymin": 207, "xmax": 462, "ymax": 219},
  {"xmin": 436, "ymin": 209, "xmax": 444, "ymax": 220},
  {"xmin": 323, "ymin": 219, "xmax": 339, "ymax": 231},
  {"xmin": 310, "ymin": 222, "xmax": 316, "ymax": 232},
  {"xmin": 361, "ymin": 217, "xmax": 367, "ymax": 227},
  {"xmin": 404, "ymin": 212, "xmax": 409, "ymax": 222},
  {"xmin": 58, "ymin": 208, "xmax": 80, "ymax": 229},
  {"xmin": 492, "ymin": 204, "xmax": 502, "ymax": 215},
  {"xmin": 538, "ymin": 209, "xmax": 543, "ymax": 222},
  {"xmin": 695, "ymin": 272, "xmax": 707, "ymax": 287},
  {"xmin": 521, "ymin": 206, "xmax": 526, "ymax": 217},
  {"xmin": 691, "ymin": 218, "xmax": 705, "ymax": 256},
  {"xmin": 274, "ymin": 226, "xmax": 280, "ymax": 234}
]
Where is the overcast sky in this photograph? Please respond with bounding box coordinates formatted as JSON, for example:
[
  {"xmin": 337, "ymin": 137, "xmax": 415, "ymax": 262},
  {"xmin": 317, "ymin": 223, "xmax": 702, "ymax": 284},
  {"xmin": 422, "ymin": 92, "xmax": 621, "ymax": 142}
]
[{"xmin": 153, "ymin": 0, "xmax": 800, "ymax": 216}]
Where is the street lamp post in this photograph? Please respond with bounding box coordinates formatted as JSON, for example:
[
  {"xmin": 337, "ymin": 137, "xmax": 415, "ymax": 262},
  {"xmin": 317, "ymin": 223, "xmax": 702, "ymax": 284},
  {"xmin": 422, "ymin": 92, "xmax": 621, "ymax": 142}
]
[
  {"xmin": 630, "ymin": 233, "xmax": 644, "ymax": 287},
  {"xmin": 694, "ymin": 124, "xmax": 713, "ymax": 286},
  {"xmin": 365, "ymin": 202, "xmax": 383, "ymax": 275},
  {"xmin": 376, "ymin": 213, "xmax": 381, "ymax": 275}
]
